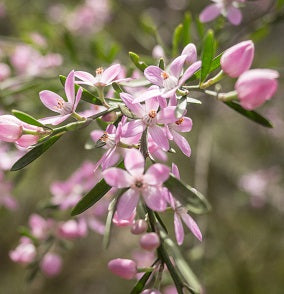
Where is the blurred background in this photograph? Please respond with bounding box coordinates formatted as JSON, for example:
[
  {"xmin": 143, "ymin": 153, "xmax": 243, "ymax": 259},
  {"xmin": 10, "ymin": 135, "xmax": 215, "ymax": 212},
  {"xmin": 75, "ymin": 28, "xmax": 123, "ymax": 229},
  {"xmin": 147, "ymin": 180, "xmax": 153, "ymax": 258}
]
[{"xmin": 0, "ymin": 0, "xmax": 283, "ymax": 293}]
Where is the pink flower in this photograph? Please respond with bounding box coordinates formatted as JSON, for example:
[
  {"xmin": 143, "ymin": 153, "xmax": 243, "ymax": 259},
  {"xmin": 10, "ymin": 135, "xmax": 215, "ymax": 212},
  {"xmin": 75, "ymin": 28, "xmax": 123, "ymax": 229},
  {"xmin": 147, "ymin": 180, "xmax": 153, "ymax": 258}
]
[
  {"xmin": 167, "ymin": 164, "xmax": 202, "ymax": 245},
  {"xmin": 140, "ymin": 233, "xmax": 160, "ymax": 251},
  {"xmin": 40, "ymin": 253, "xmax": 62, "ymax": 277},
  {"xmin": 108, "ymin": 258, "xmax": 137, "ymax": 280},
  {"xmin": 166, "ymin": 115, "xmax": 193, "ymax": 157},
  {"xmin": 58, "ymin": 219, "xmax": 88, "ymax": 239},
  {"xmin": 121, "ymin": 93, "xmax": 177, "ymax": 150},
  {"xmin": 113, "ymin": 210, "xmax": 136, "ymax": 227},
  {"xmin": 0, "ymin": 172, "xmax": 18, "ymax": 211},
  {"xmin": 9, "ymin": 237, "xmax": 36, "ymax": 265},
  {"xmin": 0, "ymin": 115, "xmax": 23, "ymax": 143},
  {"xmin": 0, "ymin": 63, "xmax": 11, "ymax": 81},
  {"xmin": 141, "ymin": 57, "xmax": 201, "ymax": 101},
  {"xmin": 221, "ymin": 40, "xmax": 254, "ymax": 78},
  {"xmin": 75, "ymin": 64, "xmax": 123, "ymax": 88},
  {"xmin": 235, "ymin": 69, "xmax": 279, "ymax": 110},
  {"xmin": 181, "ymin": 43, "xmax": 197, "ymax": 65},
  {"xmin": 39, "ymin": 70, "xmax": 83, "ymax": 125},
  {"xmin": 200, "ymin": 0, "xmax": 245, "ymax": 26},
  {"xmin": 102, "ymin": 149, "xmax": 170, "ymax": 220},
  {"xmin": 29, "ymin": 214, "xmax": 53, "ymax": 240}
]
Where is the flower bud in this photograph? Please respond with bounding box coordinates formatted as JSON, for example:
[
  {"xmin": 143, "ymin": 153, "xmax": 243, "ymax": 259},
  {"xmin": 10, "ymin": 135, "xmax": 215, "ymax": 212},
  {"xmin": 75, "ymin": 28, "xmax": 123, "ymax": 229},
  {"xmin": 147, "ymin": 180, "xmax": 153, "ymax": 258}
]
[
  {"xmin": 58, "ymin": 219, "xmax": 87, "ymax": 239},
  {"xmin": 9, "ymin": 237, "xmax": 36, "ymax": 265},
  {"xmin": 181, "ymin": 43, "xmax": 197, "ymax": 65},
  {"xmin": 131, "ymin": 219, "xmax": 148, "ymax": 235},
  {"xmin": 40, "ymin": 253, "xmax": 62, "ymax": 277},
  {"xmin": 140, "ymin": 233, "xmax": 160, "ymax": 251},
  {"xmin": 108, "ymin": 258, "xmax": 137, "ymax": 280},
  {"xmin": 0, "ymin": 115, "xmax": 23, "ymax": 143},
  {"xmin": 221, "ymin": 40, "xmax": 254, "ymax": 78},
  {"xmin": 235, "ymin": 69, "xmax": 279, "ymax": 110}
]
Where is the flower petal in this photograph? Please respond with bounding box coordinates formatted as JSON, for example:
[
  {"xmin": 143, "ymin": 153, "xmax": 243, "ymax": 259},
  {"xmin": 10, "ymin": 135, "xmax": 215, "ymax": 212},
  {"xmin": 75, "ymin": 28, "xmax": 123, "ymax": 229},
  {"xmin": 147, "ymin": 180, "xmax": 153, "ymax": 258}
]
[
  {"xmin": 169, "ymin": 55, "xmax": 187, "ymax": 79},
  {"xmin": 116, "ymin": 189, "xmax": 139, "ymax": 220},
  {"xmin": 73, "ymin": 87, "xmax": 82, "ymax": 110},
  {"xmin": 75, "ymin": 71, "xmax": 96, "ymax": 86},
  {"xmin": 133, "ymin": 88, "xmax": 162, "ymax": 103},
  {"xmin": 124, "ymin": 149, "xmax": 145, "ymax": 176},
  {"xmin": 174, "ymin": 213, "xmax": 184, "ymax": 245},
  {"xmin": 101, "ymin": 64, "xmax": 121, "ymax": 85},
  {"xmin": 39, "ymin": 114, "xmax": 70, "ymax": 125},
  {"xmin": 65, "ymin": 70, "xmax": 75, "ymax": 104},
  {"xmin": 179, "ymin": 61, "xmax": 201, "ymax": 86},
  {"xmin": 122, "ymin": 120, "xmax": 145, "ymax": 137},
  {"xmin": 149, "ymin": 125, "xmax": 169, "ymax": 151},
  {"xmin": 145, "ymin": 97, "xmax": 159, "ymax": 113},
  {"xmin": 199, "ymin": 4, "xmax": 221, "ymax": 23},
  {"xmin": 143, "ymin": 187, "xmax": 167, "ymax": 212},
  {"xmin": 39, "ymin": 90, "xmax": 65, "ymax": 113},
  {"xmin": 180, "ymin": 212, "xmax": 202, "ymax": 241},
  {"xmin": 171, "ymin": 116, "xmax": 193, "ymax": 132},
  {"xmin": 144, "ymin": 163, "xmax": 170, "ymax": 185},
  {"xmin": 171, "ymin": 163, "xmax": 180, "ymax": 179},
  {"xmin": 144, "ymin": 66, "xmax": 163, "ymax": 87},
  {"xmin": 157, "ymin": 106, "xmax": 177, "ymax": 124},
  {"xmin": 172, "ymin": 131, "xmax": 191, "ymax": 157},
  {"xmin": 120, "ymin": 93, "xmax": 144, "ymax": 117},
  {"xmin": 227, "ymin": 6, "xmax": 242, "ymax": 26},
  {"xmin": 102, "ymin": 168, "xmax": 133, "ymax": 188}
]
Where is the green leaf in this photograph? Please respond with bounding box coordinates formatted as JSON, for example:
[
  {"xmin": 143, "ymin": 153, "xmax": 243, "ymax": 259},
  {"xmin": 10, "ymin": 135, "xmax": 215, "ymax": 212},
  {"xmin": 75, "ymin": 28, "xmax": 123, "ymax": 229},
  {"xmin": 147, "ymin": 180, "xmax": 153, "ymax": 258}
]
[
  {"xmin": 119, "ymin": 104, "xmax": 137, "ymax": 119},
  {"xmin": 112, "ymin": 82, "xmax": 123, "ymax": 94},
  {"xmin": 130, "ymin": 271, "xmax": 153, "ymax": 294},
  {"xmin": 158, "ymin": 58, "xmax": 165, "ymax": 70},
  {"xmin": 12, "ymin": 110, "xmax": 47, "ymax": 128},
  {"xmin": 182, "ymin": 12, "xmax": 192, "ymax": 46},
  {"xmin": 71, "ymin": 161, "xmax": 125, "ymax": 216},
  {"xmin": 59, "ymin": 75, "xmax": 102, "ymax": 105},
  {"xmin": 129, "ymin": 52, "xmax": 148, "ymax": 72},
  {"xmin": 164, "ymin": 174, "xmax": 211, "ymax": 214},
  {"xmin": 172, "ymin": 24, "xmax": 183, "ymax": 56},
  {"xmin": 175, "ymin": 96, "xmax": 187, "ymax": 118},
  {"xmin": 189, "ymin": 53, "xmax": 222, "ymax": 81},
  {"xmin": 63, "ymin": 30, "xmax": 78, "ymax": 62},
  {"xmin": 103, "ymin": 197, "xmax": 118, "ymax": 249},
  {"xmin": 11, "ymin": 133, "xmax": 63, "ymax": 171},
  {"xmin": 224, "ymin": 101, "xmax": 273, "ymax": 128},
  {"xmin": 195, "ymin": 17, "xmax": 205, "ymax": 39},
  {"xmin": 200, "ymin": 29, "xmax": 216, "ymax": 83}
]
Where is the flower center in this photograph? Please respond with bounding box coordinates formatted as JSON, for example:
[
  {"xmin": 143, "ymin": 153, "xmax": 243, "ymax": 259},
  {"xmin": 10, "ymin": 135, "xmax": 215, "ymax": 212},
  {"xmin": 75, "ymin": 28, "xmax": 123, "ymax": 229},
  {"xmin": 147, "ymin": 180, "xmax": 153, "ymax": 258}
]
[
  {"xmin": 55, "ymin": 99, "xmax": 72, "ymax": 115},
  {"xmin": 132, "ymin": 177, "xmax": 146, "ymax": 191},
  {"xmin": 98, "ymin": 132, "xmax": 116, "ymax": 148},
  {"xmin": 161, "ymin": 71, "xmax": 169, "ymax": 80},
  {"xmin": 148, "ymin": 110, "xmax": 157, "ymax": 119},
  {"xmin": 96, "ymin": 67, "xmax": 104, "ymax": 75},
  {"xmin": 175, "ymin": 118, "xmax": 184, "ymax": 125},
  {"xmin": 143, "ymin": 109, "xmax": 157, "ymax": 126}
]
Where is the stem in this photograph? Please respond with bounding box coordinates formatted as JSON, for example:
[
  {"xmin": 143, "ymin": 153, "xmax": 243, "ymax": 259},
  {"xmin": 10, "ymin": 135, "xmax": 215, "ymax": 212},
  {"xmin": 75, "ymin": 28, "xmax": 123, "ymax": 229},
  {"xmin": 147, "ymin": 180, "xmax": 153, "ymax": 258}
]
[
  {"xmin": 204, "ymin": 90, "xmax": 238, "ymax": 102},
  {"xmin": 97, "ymin": 86, "xmax": 110, "ymax": 108},
  {"xmin": 72, "ymin": 112, "xmax": 86, "ymax": 121},
  {"xmin": 200, "ymin": 70, "xmax": 224, "ymax": 89},
  {"xmin": 137, "ymin": 267, "xmax": 155, "ymax": 273}
]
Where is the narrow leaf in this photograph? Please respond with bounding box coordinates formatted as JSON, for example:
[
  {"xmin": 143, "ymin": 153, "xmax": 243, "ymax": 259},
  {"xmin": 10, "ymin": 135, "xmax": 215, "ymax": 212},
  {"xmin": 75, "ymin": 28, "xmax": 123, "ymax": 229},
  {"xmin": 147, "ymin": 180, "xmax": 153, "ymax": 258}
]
[
  {"xmin": 112, "ymin": 82, "xmax": 123, "ymax": 94},
  {"xmin": 172, "ymin": 24, "xmax": 183, "ymax": 56},
  {"xmin": 130, "ymin": 271, "xmax": 153, "ymax": 294},
  {"xmin": 11, "ymin": 133, "xmax": 63, "ymax": 171},
  {"xmin": 103, "ymin": 197, "xmax": 118, "ymax": 249},
  {"xmin": 129, "ymin": 52, "xmax": 148, "ymax": 72},
  {"xmin": 182, "ymin": 12, "xmax": 192, "ymax": 46},
  {"xmin": 224, "ymin": 101, "xmax": 273, "ymax": 128},
  {"xmin": 175, "ymin": 96, "xmax": 187, "ymax": 118},
  {"xmin": 164, "ymin": 174, "xmax": 211, "ymax": 214},
  {"xmin": 200, "ymin": 30, "xmax": 216, "ymax": 82},
  {"xmin": 12, "ymin": 110, "xmax": 47, "ymax": 128},
  {"xmin": 158, "ymin": 58, "xmax": 165, "ymax": 70}
]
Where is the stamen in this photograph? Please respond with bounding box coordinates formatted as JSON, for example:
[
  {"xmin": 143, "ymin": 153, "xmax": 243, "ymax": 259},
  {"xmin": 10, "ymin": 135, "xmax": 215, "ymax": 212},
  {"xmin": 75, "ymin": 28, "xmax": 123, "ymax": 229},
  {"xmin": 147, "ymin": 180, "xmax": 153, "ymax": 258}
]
[
  {"xmin": 175, "ymin": 118, "xmax": 184, "ymax": 125},
  {"xmin": 100, "ymin": 132, "xmax": 109, "ymax": 142},
  {"xmin": 148, "ymin": 110, "xmax": 157, "ymax": 119},
  {"xmin": 96, "ymin": 67, "xmax": 104, "ymax": 75},
  {"xmin": 161, "ymin": 71, "xmax": 169, "ymax": 80}
]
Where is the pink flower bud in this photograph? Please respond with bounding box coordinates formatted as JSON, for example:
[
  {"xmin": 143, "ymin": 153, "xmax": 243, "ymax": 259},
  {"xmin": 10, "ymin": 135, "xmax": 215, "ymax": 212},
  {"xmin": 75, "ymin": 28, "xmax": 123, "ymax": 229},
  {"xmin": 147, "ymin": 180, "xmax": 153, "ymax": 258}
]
[
  {"xmin": 131, "ymin": 219, "xmax": 148, "ymax": 235},
  {"xmin": 0, "ymin": 115, "xmax": 23, "ymax": 143},
  {"xmin": 9, "ymin": 238, "xmax": 36, "ymax": 265},
  {"xmin": 235, "ymin": 69, "xmax": 279, "ymax": 110},
  {"xmin": 181, "ymin": 43, "xmax": 197, "ymax": 65},
  {"xmin": 113, "ymin": 210, "xmax": 135, "ymax": 227},
  {"xmin": 58, "ymin": 219, "xmax": 87, "ymax": 239},
  {"xmin": 140, "ymin": 233, "xmax": 160, "ymax": 251},
  {"xmin": 152, "ymin": 45, "xmax": 165, "ymax": 59},
  {"xmin": 221, "ymin": 40, "xmax": 254, "ymax": 78},
  {"xmin": 108, "ymin": 258, "xmax": 137, "ymax": 280},
  {"xmin": 40, "ymin": 253, "xmax": 62, "ymax": 277}
]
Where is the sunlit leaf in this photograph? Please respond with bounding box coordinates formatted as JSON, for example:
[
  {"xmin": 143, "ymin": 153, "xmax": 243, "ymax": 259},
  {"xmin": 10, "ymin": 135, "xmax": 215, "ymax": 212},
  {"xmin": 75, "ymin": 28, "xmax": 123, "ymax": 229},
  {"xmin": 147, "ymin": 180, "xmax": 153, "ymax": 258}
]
[
  {"xmin": 12, "ymin": 110, "xmax": 47, "ymax": 128},
  {"xmin": 129, "ymin": 52, "xmax": 148, "ymax": 72}
]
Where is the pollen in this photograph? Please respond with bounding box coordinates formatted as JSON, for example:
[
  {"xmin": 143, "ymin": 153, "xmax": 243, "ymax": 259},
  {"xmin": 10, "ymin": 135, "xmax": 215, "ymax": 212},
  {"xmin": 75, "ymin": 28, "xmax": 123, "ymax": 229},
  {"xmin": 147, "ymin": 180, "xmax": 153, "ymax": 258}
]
[
  {"xmin": 135, "ymin": 180, "xmax": 143, "ymax": 188},
  {"xmin": 100, "ymin": 132, "xmax": 109, "ymax": 142},
  {"xmin": 148, "ymin": 110, "xmax": 157, "ymax": 119},
  {"xmin": 175, "ymin": 118, "xmax": 184, "ymax": 125},
  {"xmin": 161, "ymin": 71, "xmax": 169, "ymax": 80},
  {"xmin": 56, "ymin": 99, "xmax": 64, "ymax": 109},
  {"xmin": 96, "ymin": 67, "xmax": 104, "ymax": 75}
]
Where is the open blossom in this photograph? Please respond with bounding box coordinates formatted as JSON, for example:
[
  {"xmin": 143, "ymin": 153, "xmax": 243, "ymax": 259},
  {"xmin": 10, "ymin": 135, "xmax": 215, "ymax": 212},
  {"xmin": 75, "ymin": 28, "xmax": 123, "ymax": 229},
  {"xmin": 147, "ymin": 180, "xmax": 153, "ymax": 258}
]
[
  {"xmin": 200, "ymin": 0, "xmax": 245, "ymax": 26},
  {"xmin": 29, "ymin": 214, "xmax": 54, "ymax": 240},
  {"xmin": 39, "ymin": 70, "xmax": 83, "ymax": 125},
  {"xmin": 140, "ymin": 56, "xmax": 201, "ymax": 101},
  {"xmin": 167, "ymin": 164, "xmax": 202, "ymax": 245},
  {"xmin": 103, "ymin": 149, "xmax": 170, "ymax": 221},
  {"xmin": 121, "ymin": 93, "xmax": 177, "ymax": 150},
  {"xmin": 9, "ymin": 237, "xmax": 36, "ymax": 265},
  {"xmin": 58, "ymin": 219, "xmax": 88, "ymax": 240},
  {"xmin": 235, "ymin": 69, "xmax": 279, "ymax": 110},
  {"xmin": 75, "ymin": 64, "xmax": 124, "ymax": 88}
]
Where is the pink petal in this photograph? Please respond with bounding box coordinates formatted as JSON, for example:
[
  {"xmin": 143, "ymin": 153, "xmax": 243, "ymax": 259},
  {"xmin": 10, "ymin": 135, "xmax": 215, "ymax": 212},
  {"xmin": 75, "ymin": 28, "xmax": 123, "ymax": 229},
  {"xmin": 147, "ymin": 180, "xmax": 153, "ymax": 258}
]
[
  {"xmin": 133, "ymin": 88, "xmax": 162, "ymax": 103},
  {"xmin": 143, "ymin": 187, "xmax": 167, "ymax": 212},
  {"xmin": 120, "ymin": 93, "xmax": 144, "ymax": 117},
  {"xmin": 74, "ymin": 87, "xmax": 83, "ymax": 110},
  {"xmin": 101, "ymin": 147, "xmax": 120, "ymax": 170},
  {"xmin": 144, "ymin": 66, "xmax": 163, "ymax": 87},
  {"xmin": 227, "ymin": 6, "xmax": 242, "ymax": 26},
  {"xmin": 171, "ymin": 163, "xmax": 180, "ymax": 180},
  {"xmin": 161, "ymin": 87, "xmax": 178, "ymax": 99},
  {"xmin": 171, "ymin": 117, "xmax": 193, "ymax": 132},
  {"xmin": 199, "ymin": 4, "xmax": 221, "ymax": 23},
  {"xmin": 102, "ymin": 64, "xmax": 121, "ymax": 85},
  {"xmin": 124, "ymin": 149, "xmax": 145, "ymax": 176},
  {"xmin": 122, "ymin": 120, "xmax": 145, "ymax": 137},
  {"xmin": 39, "ymin": 90, "xmax": 64, "ymax": 113},
  {"xmin": 181, "ymin": 43, "xmax": 197, "ymax": 65},
  {"xmin": 144, "ymin": 163, "xmax": 170, "ymax": 185},
  {"xmin": 149, "ymin": 125, "xmax": 169, "ymax": 151},
  {"xmin": 172, "ymin": 131, "xmax": 191, "ymax": 157},
  {"xmin": 88, "ymin": 217, "xmax": 105, "ymax": 235},
  {"xmin": 39, "ymin": 114, "xmax": 70, "ymax": 125},
  {"xmin": 157, "ymin": 106, "xmax": 177, "ymax": 124},
  {"xmin": 179, "ymin": 61, "xmax": 201, "ymax": 86},
  {"xmin": 169, "ymin": 55, "xmax": 187, "ymax": 79},
  {"xmin": 65, "ymin": 70, "xmax": 75, "ymax": 104},
  {"xmin": 102, "ymin": 168, "xmax": 133, "ymax": 188},
  {"xmin": 116, "ymin": 188, "xmax": 139, "ymax": 220},
  {"xmin": 174, "ymin": 213, "xmax": 184, "ymax": 245},
  {"xmin": 75, "ymin": 71, "xmax": 96, "ymax": 86},
  {"xmin": 145, "ymin": 97, "xmax": 159, "ymax": 113},
  {"xmin": 180, "ymin": 213, "xmax": 202, "ymax": 241}
]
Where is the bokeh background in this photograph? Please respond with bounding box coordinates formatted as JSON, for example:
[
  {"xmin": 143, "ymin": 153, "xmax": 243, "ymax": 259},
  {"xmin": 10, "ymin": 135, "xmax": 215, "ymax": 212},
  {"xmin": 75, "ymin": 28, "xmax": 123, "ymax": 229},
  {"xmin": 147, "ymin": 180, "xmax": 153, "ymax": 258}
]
[{"xmin": 0, "ymin": 0, "xmax": 283, "ymax": 293}]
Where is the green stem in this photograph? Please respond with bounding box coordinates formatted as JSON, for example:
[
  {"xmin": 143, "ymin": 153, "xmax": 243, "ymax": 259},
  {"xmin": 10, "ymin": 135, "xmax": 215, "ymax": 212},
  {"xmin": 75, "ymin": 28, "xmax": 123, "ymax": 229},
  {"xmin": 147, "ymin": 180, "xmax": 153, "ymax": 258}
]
[
  {"xmin": 137, "ymin": 267, "xmax": 155, "ymax": 273},
  {"xmin": 200, "ymin": 70, "xmax": 224, "ymax": 89},
  {"xmin": 204, "ymin": 90, "xmax": 238, "ymax": 102},
  {"xmin": 72, "ymin": 112, "xmax": 86, "ymax": 121},
  {"xmin": 97, "ymin": 86, "xmax": 110, "ymax": 108}
]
